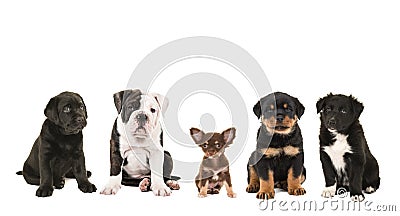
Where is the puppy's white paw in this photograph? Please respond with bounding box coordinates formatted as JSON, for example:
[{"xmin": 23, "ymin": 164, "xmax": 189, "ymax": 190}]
[
  {"xmin": 321, "ymin": 185, "xmax": 336, "ymax": 198},
  {"xmin": 351, "ymin": 194, "xmax": 365, "ymax": 202},
  {"xmin": 365, "ymin": 186, "xmax": 375, "ymax": 194},
  {"xmin": 100, "ymin": 183, "xmax": 121, "ymax": 195},
  {"xmin": 151, "ymin": 183, "xmax": 171, "ymax": 196}
]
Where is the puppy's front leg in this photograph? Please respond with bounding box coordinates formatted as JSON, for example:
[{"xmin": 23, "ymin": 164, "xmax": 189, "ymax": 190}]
[
  {"xmin": 149, "ymin": 150, "xmax": 171, "ymax": 196},
  {"xmin": 72, "ymin": 151, "xmax": 96, "ymax": 193},
  {"xmin": 100, "ymin": 140, "xmax": 124, "ymax": 195},
  {"xmin": 224, "ymin": 172, "xmax": 236, "ymax": 198},
  {"xmin": 36, "ymin": 153, "xmax": 54, "ymax": 197}
]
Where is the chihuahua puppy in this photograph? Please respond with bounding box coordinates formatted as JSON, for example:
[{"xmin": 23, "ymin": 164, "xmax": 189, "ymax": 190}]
[{"xmin": 190, "ymin": 127, "xmax": 236, "ymax": 198}]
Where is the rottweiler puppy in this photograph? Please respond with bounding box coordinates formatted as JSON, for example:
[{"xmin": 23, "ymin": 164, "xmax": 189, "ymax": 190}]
[{"xmin": 246, "ymin": 92, "xmax": 306, "ymax": 199}]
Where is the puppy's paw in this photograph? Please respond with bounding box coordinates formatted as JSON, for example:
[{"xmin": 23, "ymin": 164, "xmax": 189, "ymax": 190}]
[
  {"xmin": 139, "ymin": 178, "xmax": 151, "ymax": 192},
  {"xmin": 365, "ymin": 186, "xmax": 375, "ymax": 194},
  {"xmin": 288, "ymin": 187, "xmax": 306, "ymax": 196},
  {"xmin": 227, "ymin": 192, "xmax": 237, "ymax": 198},
  {"xmin": 321, "ymin": 185, "xmax": 336, "ymax": 198},
  {"xmin": 256, "ymin": 190, "xmax": 275, "ymax": 199},
  {"xmin": 246, "ymin": 183, "xmax": 260, "ymax": 193},
  {"xmin": 79, "ymin": 182, "xmax": 97, "ymax": 193},
  {"xmin": 100, "ymin": 182, "xmax": 121, "ymax": 195},
  {"xmin": 54, "ymin": 178, "xmax": 65, "ymax": 189},
  {"xmin": 198, "ymin": 192, "xmax": 207, "ymax": 198},
  {"xmin": 151, "ymin": 183, "xmax": 171, "ymax": 196},
  {"xmin": 36, "ymin": 186, "xmax": 54, "ymax": 197},
  {"xmin": 166, "ymin": 180, "xmax": 180, "ymax": 190},
  {"xmin": 351, "ymin": 193, "xmax": 365, "ymax": 202}
]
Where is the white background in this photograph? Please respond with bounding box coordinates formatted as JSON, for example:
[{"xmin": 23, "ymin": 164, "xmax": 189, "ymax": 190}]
[{"xmin": 1, "ymin": 1, "xmax": 399, "ymax": 215}]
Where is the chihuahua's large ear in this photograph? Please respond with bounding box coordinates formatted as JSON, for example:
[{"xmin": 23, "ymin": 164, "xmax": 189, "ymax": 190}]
[
  {"xmin": 44, "ymin": 96, "xmax": 59, "ymax": 124},
  {"xmin": 151, "ymin": 93, "xmax": 169, "ymax": 114},
  {"xmin": 316, "ymin": 93, "xmax": 331, "ymax": 114},
  {"xmin": 222, "ymin": 127, "xmax": 236, "ymax": 145},
  {"xmin": 253, "ymin": 100, "xmax": 261, "ymax": 119},
  {"xmin": 190, "ymin": 128, "xmax": 205, "ymax": 144},
  {"xmin": 350, "ymin": 95, "xmax": 364, "ymax": 119},
  {"xmin": 293, "ymin": 96, "xmax": 305, "ymax": 119}
]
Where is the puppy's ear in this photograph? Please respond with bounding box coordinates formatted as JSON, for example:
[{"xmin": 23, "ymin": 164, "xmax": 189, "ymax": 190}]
[
  {"xmin": 253, "ymin": 100, "xmax": 261, "ymax": 119},
  {"xmin": 44, "ymin": 96, "xmax": 59, "ymax": 124},
  {"xmin": 222, "ymin": 127, "xmax": 236, "ymax": 145},
  {"xmin": 350, "ymin": 95, "xmax": 364, "ymax": 119},
  {"xmin": 190, "ymin": 128, "xmax": 205, "ymax": 144},
  {"xmin": 293, "ymin": 96, "xmax": 305, "ymax": 119},
  {"xmin": 113, "ymin": 90, "xmax": 125, "ymax": 114},
  {"xmin": 316, "ymin": 95, "xmax": 327, "ymax": 113},
  {"xmin": 151, "ymin": 93, "xmax": 169, "ymax": 114}
]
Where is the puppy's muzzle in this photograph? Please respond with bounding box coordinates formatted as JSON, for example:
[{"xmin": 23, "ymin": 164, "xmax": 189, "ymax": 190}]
[
  {"xmin": 327, "ymin": 118, "xmax": 336, "ymax": 129},
  {"xmin": 66, "ymin": 116, "xmax": 87, "ymax": 134}
]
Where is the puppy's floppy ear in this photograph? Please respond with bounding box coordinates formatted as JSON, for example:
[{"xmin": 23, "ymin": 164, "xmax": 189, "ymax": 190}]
[
  {"xmin": 190, "ymin": 128, "xmax": 205, "ymax": 144},
  {"xmin": 222, "ymin": 127, "xmax": 236, "ymax": 145},
  {"xmin": 350, "ymin": 95, "xmax": 364, "ymax": 119},
  {"xmin": 113, "ymin": 90, "xmax": 125, "ymax": 114},
  {"xmin": 151, "ymin": 93, "xmax": 169, "ymax": 114},
  {"xmin": 253, "ymin": 100, "xmax": 261, "ymax": 119},
  {"xmin": 293, "ymin": 96, "xmax": 305, "ymax": 119},
  {"xmin": 317, "ymin": 94, "xmax": 328, "ymax": 113},
  {"xmin": 44, "ymin": 96, "xmax": 59, "ymax": 124}
]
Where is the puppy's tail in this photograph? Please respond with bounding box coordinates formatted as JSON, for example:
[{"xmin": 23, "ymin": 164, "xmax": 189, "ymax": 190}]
[{"xmin": 16, "ymin": 171, "xmax": 23, "ymax": 175}]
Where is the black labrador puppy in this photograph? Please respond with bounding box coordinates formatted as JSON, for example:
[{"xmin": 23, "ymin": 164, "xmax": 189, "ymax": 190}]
[{"xmin": 17, "ymin": 91, "xmax": 96, "ymax": 197}]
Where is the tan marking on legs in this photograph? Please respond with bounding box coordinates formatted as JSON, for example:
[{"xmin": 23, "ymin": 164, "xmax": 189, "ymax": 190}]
[
  {"xmin": 198, "ymin": 180, "xmax": 209, "ymax": 198},
  {"xmin": 287, "ymin": 167, "xmax": 306, "ymax": 196},
  {"xmin": 246, "ymin": 166, "xmax": 260, "ymax": 193},
  {"xmin": 256, "ymin": 171, "xmax": 275, "ymax": 199},
  {"xmin": 224, "ymin": 181, "xmax": 236, "ymax": 198}
]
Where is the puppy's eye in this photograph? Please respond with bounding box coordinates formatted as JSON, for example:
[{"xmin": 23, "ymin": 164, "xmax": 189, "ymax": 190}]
[
  {"xmin": 127, "ymin": 105, "xmax": 134, "ymax": 111},
  {"xmin": 285, "ymin": 108, "xmax": 292, "ymax": 112},
  {"xmin": 79, "ymin": 105, "xmax": 85, "ymax": 110},
  {"xmin": 324, "ymin": 107, "xmax": 332, "ymax": 112},
  {"xmin": 267, "ymin": 109, "xmax": 274, "ymax": 113},
  {"xmin": 63, "ymin": 106, "xmax": 71, "ymax": 113},
  {"xmin": 215, "ymin": 144, "xmax": 221, "ymax": 148},
  {"xmin": 150, "ymin": 108, "xmax": 156, "ymax": 113},
  {"xmin": 341, "ymin": 109, "xmax": 347, "ymax": 114},
  {"xmin": 202, "ymin": 144, "xmax": 208, "ymax": 148}
]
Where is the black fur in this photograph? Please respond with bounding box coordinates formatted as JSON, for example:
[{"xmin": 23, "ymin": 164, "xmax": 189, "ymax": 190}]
[
  {"xmin": 17, "ymin": 92, "xmax": 96, "ymax": 197},
  {"xmin": 246, "ymin": 92, "xmax": 306, "ymax": 198},
  {"xmin": 317, "ymin": 93, "xmax": 380, "ymax": 200}
]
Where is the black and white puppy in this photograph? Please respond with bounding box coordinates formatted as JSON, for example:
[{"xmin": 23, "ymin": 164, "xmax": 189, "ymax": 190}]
[
  {"xmin": 100, "ymin": 89, "xmax": 179, "ymax": 196},
  {"xmin": 17, "ymin": 92, "xmax": 96, "ymax": 197},
  {"xmin": 317, "ymin": 93, "xmax": 380, "ymax": 201}
]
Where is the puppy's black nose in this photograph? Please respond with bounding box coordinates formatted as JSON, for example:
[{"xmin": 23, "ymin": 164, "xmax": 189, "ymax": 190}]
[
  {"xmin": 76, "ymin": 117, "xmax": 84, "ymax": 123},
  {"xmin": 328, "ymin": 118, "xmax": 336, "ymax": 126},
  {"xmin": 136, "ymin": 113, "xmax": 148, "ymax": 122},
  {"xmin": 276, "ymin": 115, "xmax": 284, "ymax": 122}
]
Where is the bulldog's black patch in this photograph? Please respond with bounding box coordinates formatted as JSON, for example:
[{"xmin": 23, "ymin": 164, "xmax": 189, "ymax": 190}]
[
  {"xmin": 246, "ymin": 92, "xmax": 306, "ymax": 199},
  {"xmin": 113, "ymin": 89, "xmax": 142, "ymax": 123},
  {"xmin": 17, "ymin": 92, "xmax": 96, "ymax": 197},
  {"xmin": 317, "ymin": 94, "xmax": 380, "ymax": 200}
]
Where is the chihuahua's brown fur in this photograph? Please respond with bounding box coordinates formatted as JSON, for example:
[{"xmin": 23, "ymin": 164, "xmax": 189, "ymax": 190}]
[{"xmin": 190, "ymin": 127, "xmax": 236, "ymax": 198}]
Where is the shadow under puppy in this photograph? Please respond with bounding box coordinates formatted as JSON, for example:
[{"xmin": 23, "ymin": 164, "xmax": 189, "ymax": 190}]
[
  {"xmin": 190, "ymin": 127, "xmax": 236, "ymax": 198},
  {"xmin": 17, "ymin": 92, "xmax": 96, "ymax": 197},
  {"xmin": 317, "ymin": 94, "xmax": 380, "ymax": 202},
  {"xmin": 246, "ymin": 92, "xmax": 306, "ymax": 199}
]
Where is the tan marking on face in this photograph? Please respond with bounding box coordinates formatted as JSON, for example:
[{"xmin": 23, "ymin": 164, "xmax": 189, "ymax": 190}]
[
  {"xmin": 257, "ymin": 170, "xmax": 275, "ymax": 199},
  {"xmin": 260, "ymin": 147, "xmax": 282, "ymax": 158},
  {"xmin": 287, "ymin": 167, "xmax": 306, "ymax": 196},
  {"xmin": 283, "ymin": 146, "xmax": 300, "ymax": 156},
  {"xmin": 283, "ymin": 103, "xmax": 288, "ymax": 109},
  {"xmin": 270, "ymin": 104, "xmax": 274, "ymax": 110}
]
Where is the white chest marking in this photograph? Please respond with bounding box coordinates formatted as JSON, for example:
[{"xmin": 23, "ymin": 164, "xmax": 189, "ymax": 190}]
[{"xmin": 323, "ymin": 131, "xmax": 352, "ymax": 173}]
